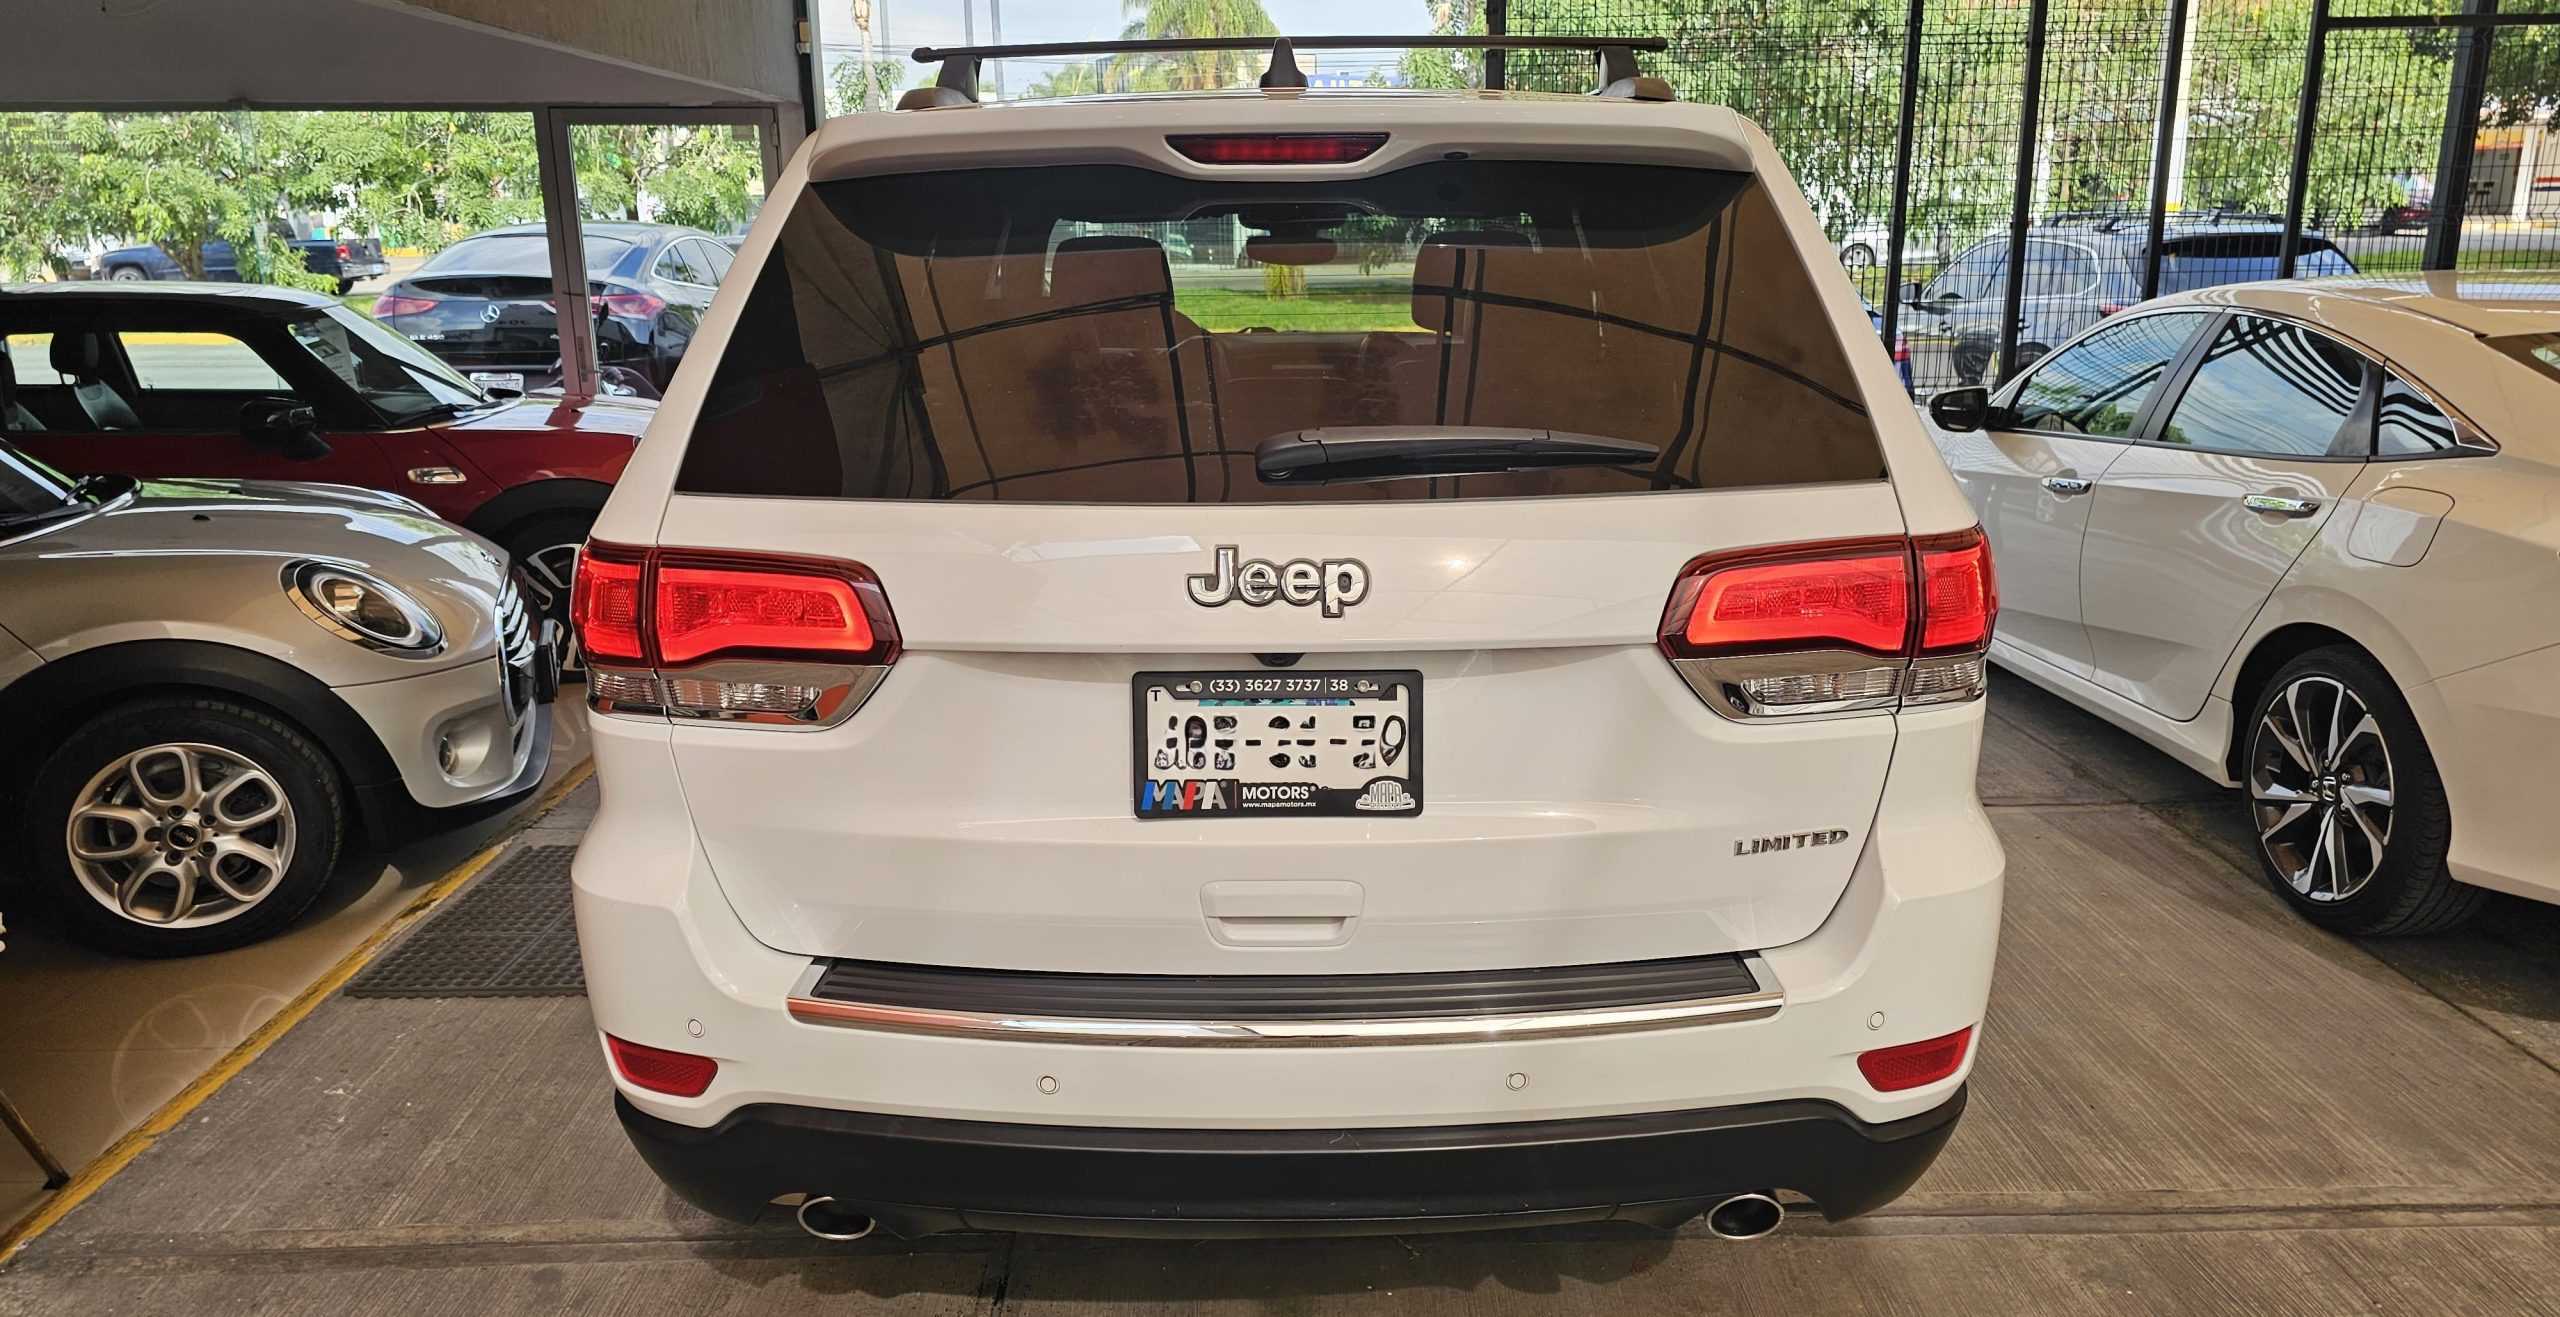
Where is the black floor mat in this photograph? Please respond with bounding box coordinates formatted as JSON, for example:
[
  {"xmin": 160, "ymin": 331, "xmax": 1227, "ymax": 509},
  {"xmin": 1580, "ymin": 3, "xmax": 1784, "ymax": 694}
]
[{"xmin": 344, "ymin": 844, "xmax": 585, "ymax": 998}]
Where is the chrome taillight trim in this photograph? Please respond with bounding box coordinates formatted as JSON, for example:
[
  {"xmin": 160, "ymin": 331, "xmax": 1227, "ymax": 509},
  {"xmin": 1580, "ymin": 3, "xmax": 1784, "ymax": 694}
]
[
  {"xmin": 1901, "ymin": 652, "xmax": 1989, "ymax": 706},
  {"xmin": 586, "ymin": 662, "xmax": 889, "ymax": 730},
  {"xmin": 1673, "ymin": 651, "xmax": 1907, "ymax": 721},
  {"xmin": 1672, "ymin": 649, "xmax": 1989, "ymax": 721}
]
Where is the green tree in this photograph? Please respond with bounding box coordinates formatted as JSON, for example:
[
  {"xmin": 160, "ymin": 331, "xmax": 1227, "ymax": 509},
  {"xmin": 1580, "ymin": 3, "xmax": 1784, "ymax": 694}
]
[
  {"xmin": 1114, "ymin": 0, "xmax": 1277, "ymax": 91},
  {"xmin": 1400, "ymin": 0, "xmax": 1483, "ymax": 91},
  {"xmin": 264, "ymin": 112, "xmax": 544, "ymax": 251},
  {"xmin": 833, "ymin": 57, "xmax": 908, "ymax": 114},
  {"xmin": 0, "ymin": 111, "xmax": 327, "ymax": 288},
  {"xmin": 573, "ymin": 123, "xmax": 761, "ymax": 232},
  {"xmin": 1023, "ymin": 59, "xmax": 1111, "ymax": 99}
]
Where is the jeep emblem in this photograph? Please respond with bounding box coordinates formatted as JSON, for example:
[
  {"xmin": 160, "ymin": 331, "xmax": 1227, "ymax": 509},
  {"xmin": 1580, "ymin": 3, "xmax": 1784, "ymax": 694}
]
[{"xmin": 1186, "ymin": 546, "xmax": 1369, "ymax": 618}]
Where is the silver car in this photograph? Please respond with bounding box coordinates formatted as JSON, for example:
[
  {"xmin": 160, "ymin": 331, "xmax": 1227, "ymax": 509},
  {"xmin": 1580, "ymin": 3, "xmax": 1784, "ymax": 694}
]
[{"xmin": 0, "ymin": 441, "xmax": 553, "ymax": 955}]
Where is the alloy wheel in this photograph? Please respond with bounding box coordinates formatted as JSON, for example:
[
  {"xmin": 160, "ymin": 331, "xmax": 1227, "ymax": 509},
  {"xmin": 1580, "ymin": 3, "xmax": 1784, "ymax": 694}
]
[
  {"xmin": 2250, "ymin": 675, "xmax": 2394, "ymax": 903},
  {"xmin": 65, "ymin": 742, "xmax": 298, "ymax": 929},
  {"xmin": 518, "ymin": 541, "xmax": 585, "ymax": 677}
]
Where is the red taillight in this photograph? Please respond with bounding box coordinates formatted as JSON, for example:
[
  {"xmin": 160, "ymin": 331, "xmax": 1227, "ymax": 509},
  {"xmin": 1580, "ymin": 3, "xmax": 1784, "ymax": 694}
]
[
  {"xmin": 1662, "ymin": 541, "xmax": 1913, "ymax": 659},
  {"xmin": 1917, "ymin": 529, "xmax": 1998, "ymax": 655},
  {"xmin": 1658, "ymin": 530, "xmax": 1997, "ymax": 716},
  {"xmin": 1858, "ymin": 1026, "xmax": 1973, "ymax": 1092},
  {"xmin": 575, "ymin": 542, "xmax": 900, "ymax": 727},
  {"xmin": 607, "ymin": 1035, "xmax": 718, "ymax": 1097},
  {"xmin": 598, "ymin": 291, "xmax": 666, "ymax": 319},
  {"xmin": 570, "ymin": 543, "xmax": 647, "ymax": 665},
  {"xmin": 335, "ymin": 241, "xmax": 351, "ymax": 260},
  {"xmin": 1893, "ymin": 333, "xmax": 1911, "ymax": 364},
  {"xmin": 370, "ymin": 294, "xmax": 436, "ymax": 317},
  {"xmin": 2098, "ymin": 302, "xmax": 2129, "ymax": 316},
  {"xmin": 1167, "ymin": 133, "xmax": 1389, "ymax": 165},
  {"xmin": 652, "ymin": 551, "xmax": 894, "ymax": 666}
]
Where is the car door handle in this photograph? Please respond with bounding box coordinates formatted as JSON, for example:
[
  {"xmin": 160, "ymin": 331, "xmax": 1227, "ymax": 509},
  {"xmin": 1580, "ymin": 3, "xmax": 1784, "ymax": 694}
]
[
  {"xmin": 2040, "ymin": 476, "xmax": 2093, "ymax": 497},
  {"xmin": 2242, "ymin": 493, "xmax": 2321, "ymax": 517}
]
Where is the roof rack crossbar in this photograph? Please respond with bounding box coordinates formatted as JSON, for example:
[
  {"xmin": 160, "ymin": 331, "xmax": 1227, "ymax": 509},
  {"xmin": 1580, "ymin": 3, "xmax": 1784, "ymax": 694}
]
[
  {"xmin": 904, "ymin": 34, "xmax": 1676, "ymax": 106},
  {"xmin": 911, "ymin": 34, "xmax": 1667, "ymax": 62}
]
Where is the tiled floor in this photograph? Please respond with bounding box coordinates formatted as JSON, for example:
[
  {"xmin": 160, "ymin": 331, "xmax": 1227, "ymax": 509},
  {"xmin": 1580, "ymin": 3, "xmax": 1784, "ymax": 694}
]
[
  {"xmin": 0, "ymin": 705, "xmax": 588, "ymax": 1228},
  {"xmin": 7, "ymin": 679, "xmax": 2560, "ymax": 1313}
]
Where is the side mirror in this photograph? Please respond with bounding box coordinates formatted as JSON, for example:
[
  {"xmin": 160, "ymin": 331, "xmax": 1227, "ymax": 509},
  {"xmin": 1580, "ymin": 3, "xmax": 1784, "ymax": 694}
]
[
  {"xmin": 1897, "ymin": 281, "xmax": 1928, "ymax": 307},
  {"xmin": 238, "ymin": 396, "xmax": 332, "ymax": 462},
  {"xmin": 1927, "ymin": 386, "xmax": 1996, "ymax": 434}
]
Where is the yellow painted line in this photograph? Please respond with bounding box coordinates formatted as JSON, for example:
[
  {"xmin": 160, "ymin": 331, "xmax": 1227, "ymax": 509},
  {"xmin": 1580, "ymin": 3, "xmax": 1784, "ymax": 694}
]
[
  {"xmin": 4, "ymin": 332, "xmax": 257, "ymax": 348},
  {"xmin": 0, "ymin": 759, "xmax": 596, "ymax": 1267},
  {"xmin": 116, "ymin": 333, "xmax": 244, "ymax": 346}
]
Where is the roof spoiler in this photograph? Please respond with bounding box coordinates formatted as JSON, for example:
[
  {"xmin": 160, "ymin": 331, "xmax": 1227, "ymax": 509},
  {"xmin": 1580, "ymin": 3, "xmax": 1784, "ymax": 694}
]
[{"xmin": 900, "ymin": 35, "xmax": 1676, "ymax": 109}]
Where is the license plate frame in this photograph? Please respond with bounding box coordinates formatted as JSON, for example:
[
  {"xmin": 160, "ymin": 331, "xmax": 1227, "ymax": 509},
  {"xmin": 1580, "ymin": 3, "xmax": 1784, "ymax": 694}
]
[{"xmin": 1132, "ymin": 670, "xmax": 1422, "ymax": 820}]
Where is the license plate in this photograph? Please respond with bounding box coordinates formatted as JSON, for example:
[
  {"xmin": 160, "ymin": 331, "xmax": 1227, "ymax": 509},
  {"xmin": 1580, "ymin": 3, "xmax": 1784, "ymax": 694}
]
[
  {"xmin": 468, "ymin": 371, "xmax": 526, "ymax": 392},
  {"xmin": 1133, "ymin": 670, "xmax": 1421, "ymax": 820}
]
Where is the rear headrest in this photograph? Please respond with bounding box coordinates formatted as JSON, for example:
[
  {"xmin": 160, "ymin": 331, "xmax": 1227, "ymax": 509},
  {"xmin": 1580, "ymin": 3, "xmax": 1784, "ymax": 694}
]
[
  {"xmin": 50, "ymin": 330, "xmax": 101, "ymax": 380},
  {"xmin": 1410, "ymin": 230, "xmax": 1532, "ymax": 333},
  {"xmin": 1051, "ymin": 236, "xmax": 1172, "ymax": 309}
]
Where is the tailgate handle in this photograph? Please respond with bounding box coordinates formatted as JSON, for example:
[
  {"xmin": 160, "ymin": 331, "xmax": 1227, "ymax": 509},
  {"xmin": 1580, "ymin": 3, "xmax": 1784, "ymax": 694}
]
[{"xmin": 1201, "ymin": 880, "xmax": 1362, "ymax": 948}]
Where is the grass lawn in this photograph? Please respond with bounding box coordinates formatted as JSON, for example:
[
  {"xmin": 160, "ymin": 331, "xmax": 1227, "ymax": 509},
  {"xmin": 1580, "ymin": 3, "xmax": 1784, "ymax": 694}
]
[
  {"xmin": 1176, "ymin": 281, "xmax": 1420, "ymax": 334},
  {"xmin": 2354, "ymin": 247, "xmax": 2422, "ymax": 275}
]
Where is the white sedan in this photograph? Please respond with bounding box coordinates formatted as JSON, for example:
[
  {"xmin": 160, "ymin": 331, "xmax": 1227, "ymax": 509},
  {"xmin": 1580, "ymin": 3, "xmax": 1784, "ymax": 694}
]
[{"xmin": 1926, "ymin": 274, "xmax": 2560, "ymax": 934}]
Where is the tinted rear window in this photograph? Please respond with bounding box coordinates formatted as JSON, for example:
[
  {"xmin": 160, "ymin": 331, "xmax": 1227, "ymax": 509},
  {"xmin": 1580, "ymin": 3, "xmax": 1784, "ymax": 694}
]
[
  {"xmin": 677, "ymin": 160, "xmax": 1883, "ymax": 503},
  {"xmin": 421, "ymin": 234, "xmax": 632, "ymax": 276},
  {"xmin": 2154, "ymin": 234, "xmax": 2354, "ymax": 293}
]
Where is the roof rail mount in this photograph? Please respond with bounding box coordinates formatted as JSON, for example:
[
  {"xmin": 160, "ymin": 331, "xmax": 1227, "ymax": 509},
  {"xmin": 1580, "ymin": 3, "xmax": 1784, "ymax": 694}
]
[{"xmin": 902, "ymin": 35, "xmax": 1677, "ymax": 108}]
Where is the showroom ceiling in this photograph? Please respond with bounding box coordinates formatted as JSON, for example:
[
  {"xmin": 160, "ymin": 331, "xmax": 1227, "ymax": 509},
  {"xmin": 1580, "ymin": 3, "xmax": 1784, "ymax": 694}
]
[{"xmin": 3, "ymin": 0, "xmax": 797, "ymax": 110}]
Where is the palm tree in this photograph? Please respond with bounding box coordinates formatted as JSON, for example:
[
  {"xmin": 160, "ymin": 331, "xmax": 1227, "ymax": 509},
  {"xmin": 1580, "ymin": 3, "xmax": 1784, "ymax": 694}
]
[
  {"xmin": 1116, "ymin": 0, "xmax": 1278, "ymax": 91},
  {"xmin": 1023, "ymin": 60, "xmax": 1108, "ymax": 100}
]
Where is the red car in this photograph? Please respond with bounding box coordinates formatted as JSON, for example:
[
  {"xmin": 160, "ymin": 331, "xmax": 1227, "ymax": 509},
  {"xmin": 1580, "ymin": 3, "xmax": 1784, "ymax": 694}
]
[{"xmin": 0, "ymin": 284, "xmax": 649, "ymax": 663}]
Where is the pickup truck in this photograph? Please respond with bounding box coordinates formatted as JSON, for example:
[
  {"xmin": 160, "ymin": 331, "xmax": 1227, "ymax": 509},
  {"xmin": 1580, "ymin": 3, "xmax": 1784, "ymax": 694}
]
[{"xmin": 90, "ymin": 235, "xmax": 390, "ymax": 294}]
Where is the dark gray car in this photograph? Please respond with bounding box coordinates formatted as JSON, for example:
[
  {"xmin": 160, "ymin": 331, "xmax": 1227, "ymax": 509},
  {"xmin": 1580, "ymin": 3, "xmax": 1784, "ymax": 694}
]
[{"xmin": 1898, "ymin": 215, "xmax": 2358, "ymax": 389}]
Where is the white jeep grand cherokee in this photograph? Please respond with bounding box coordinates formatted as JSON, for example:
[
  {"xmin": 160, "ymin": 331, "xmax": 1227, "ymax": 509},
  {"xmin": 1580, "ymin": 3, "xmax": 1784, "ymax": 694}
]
[{"xmin": 571, "ymin": 39, "xmax": 2004, "ymax": 1241}]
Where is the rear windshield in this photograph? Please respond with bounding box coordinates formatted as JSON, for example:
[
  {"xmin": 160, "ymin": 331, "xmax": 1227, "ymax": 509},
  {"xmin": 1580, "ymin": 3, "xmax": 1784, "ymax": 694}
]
[
  {"xmin": 421, "ymin": 234, "xmax": 631, "ymax": 276},
  {"xmin": 2154, "ymin": 234, "xmax": 2355, "ymax": 294},
  {"xmin": 2487, "ymin": 331, "xmax": 2560, "ymax": 383},
  {"xmin": 676, "ymin": 159, "xmax": 1884, "ymax": 503}
]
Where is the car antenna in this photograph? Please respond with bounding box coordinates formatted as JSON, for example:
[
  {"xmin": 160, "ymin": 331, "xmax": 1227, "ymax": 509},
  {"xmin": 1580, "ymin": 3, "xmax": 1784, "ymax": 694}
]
[
  {"xmin": 907, "ymin": 35, "xmax": 1676, "ymax": 106},
  {"xmin": 1261, "ymin": 37, "xmax": 1307, "ymax": 90}
]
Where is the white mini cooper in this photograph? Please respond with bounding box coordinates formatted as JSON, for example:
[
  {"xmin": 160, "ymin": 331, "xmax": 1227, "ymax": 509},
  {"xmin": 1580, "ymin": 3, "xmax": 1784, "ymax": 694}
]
[{"xmin": 571, "ymin": 37, "xmax": 2003, "ymax": 1241}]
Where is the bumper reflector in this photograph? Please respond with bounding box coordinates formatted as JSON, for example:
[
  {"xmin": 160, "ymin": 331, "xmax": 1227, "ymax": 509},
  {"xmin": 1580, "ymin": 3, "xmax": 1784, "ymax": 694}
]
[
  {"xmin": 608, "ymin": 1034, "xmax": 719, "ymax": 1097},
  {"xmin": 1857, "ymin": 1026, "xmax": 1973, "ymax": 1092}
]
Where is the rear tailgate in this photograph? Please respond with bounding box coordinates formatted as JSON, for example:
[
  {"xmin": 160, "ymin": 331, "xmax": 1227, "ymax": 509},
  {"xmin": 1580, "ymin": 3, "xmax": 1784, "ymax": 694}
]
[
  {"xmin": 614, "ymin": 101, "xmax": 1924, "ymax": 976},
  {"xmin": 654, "ymin": 488, "xmax": 1906, "ymax": 975}
]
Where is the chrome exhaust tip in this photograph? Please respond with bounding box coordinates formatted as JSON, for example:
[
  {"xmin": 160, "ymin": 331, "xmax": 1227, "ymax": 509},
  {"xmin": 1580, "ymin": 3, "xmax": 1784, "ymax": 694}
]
[
  {"xmin": 795, "ymin": 1195, "xmax": 877, "ymax": 1241},
  {"xmin": 1704, "ymin": 1191, "xmax": 1785, "ymax": 1240}
]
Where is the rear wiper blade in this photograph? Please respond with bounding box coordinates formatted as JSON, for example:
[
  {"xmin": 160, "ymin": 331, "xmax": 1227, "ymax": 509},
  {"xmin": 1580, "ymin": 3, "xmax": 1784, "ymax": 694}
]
[{"xmin": 1255, "ymin": 427, "xmax": 1659, "ymax": 486}]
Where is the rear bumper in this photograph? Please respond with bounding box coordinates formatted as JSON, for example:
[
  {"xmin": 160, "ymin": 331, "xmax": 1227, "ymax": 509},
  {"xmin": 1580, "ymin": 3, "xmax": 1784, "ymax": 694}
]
[{"xmin": 615, "ymin": 1086, "xmax": 1966, "ymax": 1236}]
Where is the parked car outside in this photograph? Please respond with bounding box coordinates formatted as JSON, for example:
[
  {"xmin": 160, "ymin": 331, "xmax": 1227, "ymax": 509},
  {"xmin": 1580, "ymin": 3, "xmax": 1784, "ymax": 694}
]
[
  {"xmin": 572, "ymin": 80, "xmax": 2002, "ymax": 1240},
  {"xmin": 0, "ymin": 435, "xmax": 552, "ymax": 955},
  {"xmin": 1865, "ymin": 294, "xmax": 1914, "ymax": 391},
  {"xmin": 370, "ymin": 222, "xmax": 732, "ymax": 394},
  {"xmin": 1900, "ymin": 215, "xmax": 2358, "ymax": 388},
  {"xmin": 1832, "ymin": 221, "xmax": 1936, "ymax": 276},
  {"xmin": 1926, "ymin": 272, "xmax": 2560, "ymax": 935},
  {"xmin": 0, "ymin": 283, "xmax": 651, "ymax": 668},
  {"xmin": 93, "ymin": 234, "xmax": 390, "ymax": 296}
]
